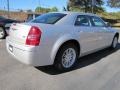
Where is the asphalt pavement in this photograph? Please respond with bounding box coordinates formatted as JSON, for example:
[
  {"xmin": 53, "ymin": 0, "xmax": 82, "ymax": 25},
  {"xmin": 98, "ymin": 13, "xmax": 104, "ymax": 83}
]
[{"xmin": 0, "ymin": 38, "xmax": 120, "ymax": 90}]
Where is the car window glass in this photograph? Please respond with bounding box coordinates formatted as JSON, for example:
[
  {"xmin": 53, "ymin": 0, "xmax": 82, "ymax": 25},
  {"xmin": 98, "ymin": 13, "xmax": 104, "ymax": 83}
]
[
  {"xmin": 31, "ymin": 13, "xmax": 66, "ymax": 24},
  {"xmin": 75, "ymin": 15, "xmax": 90, "ymax": 26},
  {"xmin": 91, "ymin": 16, "xmax": 105, "ymax": 27}
]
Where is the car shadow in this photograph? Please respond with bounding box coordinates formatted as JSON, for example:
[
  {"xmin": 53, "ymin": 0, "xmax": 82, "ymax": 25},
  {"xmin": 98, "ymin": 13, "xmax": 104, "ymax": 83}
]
[{"xmin": 35, "ymin": 43, "xmax": 120, "ymax": 75}]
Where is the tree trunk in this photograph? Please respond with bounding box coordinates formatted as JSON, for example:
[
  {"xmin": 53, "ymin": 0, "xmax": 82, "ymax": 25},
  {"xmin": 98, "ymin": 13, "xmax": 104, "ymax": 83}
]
[{"xmin": 84, "ymin": 1, "xmax": 88, "ymax": 13}]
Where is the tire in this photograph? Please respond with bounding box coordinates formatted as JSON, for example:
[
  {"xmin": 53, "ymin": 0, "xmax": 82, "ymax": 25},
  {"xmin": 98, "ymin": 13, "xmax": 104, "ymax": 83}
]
[
  {"xmin": 110, "ymin": 36, "xmax": 118, "ymax": 49},
  {"xmin": 0, "ymin": 27, "xmax": 6, "ymax": 39},
  {"xmin": 54, "ymin": 43, "xmax": 79, "ymax": 71}
]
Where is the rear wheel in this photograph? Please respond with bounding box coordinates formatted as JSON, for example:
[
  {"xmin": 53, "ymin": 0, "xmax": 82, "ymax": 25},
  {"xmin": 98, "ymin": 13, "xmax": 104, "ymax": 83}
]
[
  {"xmin": 0, "ymin": 27, "xmax": 5, "ymax": 39},
  {"xmin": 54, "ymin": 43, "xmax": 78, "ymax": 71},
  {"xmin": 111, "ymin": 36, "xmax": 118, "ymax": 49}
]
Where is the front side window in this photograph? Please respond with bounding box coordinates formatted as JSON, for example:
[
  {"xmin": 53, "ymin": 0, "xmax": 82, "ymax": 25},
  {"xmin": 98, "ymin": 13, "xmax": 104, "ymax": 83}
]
[
  {"xmin": 31, "ymin": 13, "xmax": 66, "ymax": 24},
  {"xmin": 75, "ymin": 15, "xmax": 90, "ymax": 26},
  {"xmin": 90, "ymin": 16, "xmax": 106, "ymax": 27}
]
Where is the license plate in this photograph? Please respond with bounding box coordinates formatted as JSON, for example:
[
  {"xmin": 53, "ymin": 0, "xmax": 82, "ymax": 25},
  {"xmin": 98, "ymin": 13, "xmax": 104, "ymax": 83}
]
[{"xmin": 9, "ymin": 45, "xmax": 13, "ymax": 52}]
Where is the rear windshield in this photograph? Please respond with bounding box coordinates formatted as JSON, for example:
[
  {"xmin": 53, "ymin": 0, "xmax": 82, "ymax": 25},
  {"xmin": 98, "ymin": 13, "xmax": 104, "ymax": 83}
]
[{"xmin": 31, "ymin": 13, "xmax": 66, "ymax": 24}]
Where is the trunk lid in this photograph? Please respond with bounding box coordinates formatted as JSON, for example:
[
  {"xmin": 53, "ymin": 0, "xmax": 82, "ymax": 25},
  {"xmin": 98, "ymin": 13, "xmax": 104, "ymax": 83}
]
[
  {"xmin": 9, "ymin": 23, "xmax": 32, "ymax": 45},
  {"xmin": 9, "ymin": 23, "xmax": 55, "ymax": 45}
]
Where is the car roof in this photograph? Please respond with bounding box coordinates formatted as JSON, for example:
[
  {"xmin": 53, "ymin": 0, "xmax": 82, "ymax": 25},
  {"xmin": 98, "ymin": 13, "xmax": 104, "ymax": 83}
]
[{"xmin": 51, "ymin": 11, "xmax": 99, "ymax": 17}]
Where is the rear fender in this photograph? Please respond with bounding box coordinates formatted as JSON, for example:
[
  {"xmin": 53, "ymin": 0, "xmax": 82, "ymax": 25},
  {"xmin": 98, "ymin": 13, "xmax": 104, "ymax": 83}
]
[{"xmin": 51, "ymin": 34, "xmax": 80, "ymax": 64}]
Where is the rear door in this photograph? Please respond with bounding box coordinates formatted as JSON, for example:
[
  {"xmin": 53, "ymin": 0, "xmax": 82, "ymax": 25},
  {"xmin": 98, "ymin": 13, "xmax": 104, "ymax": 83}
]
[{"xmin": 74, "ymin": 15, "xmax": 99, "ymax": 54}]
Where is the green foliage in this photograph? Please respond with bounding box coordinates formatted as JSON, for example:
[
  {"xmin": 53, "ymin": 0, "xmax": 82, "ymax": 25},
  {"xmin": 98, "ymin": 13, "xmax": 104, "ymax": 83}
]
[
  {"xmin": 35, "ymin": 7, "xmax": 50, "ymax": 13},
  {"xmin": 35, "ymin": 7, "xmax": 58, "ymax": 13},
  {"xmin": 107, "ymin": 0, "xmax": 120, "ymax": 8},
  {"xmin": 98, "ymin": 11, "xmax": 120, "ymax": 19},
  {"xmin": 68, "ymin": 0, "xmax": 104, "ymax": 13},
  {"xmin": 50, "ymin": 7, "xmax": 58, "ymax": 12}
]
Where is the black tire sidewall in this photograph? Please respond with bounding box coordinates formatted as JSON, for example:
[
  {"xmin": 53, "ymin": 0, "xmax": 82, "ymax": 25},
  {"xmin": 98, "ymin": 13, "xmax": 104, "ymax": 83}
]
[
  {"xmin": 0, "ymin": 27, "xmax": 5, "ymax": 39},
  {"xmin": 111, "ymin": 36, "xmax": 118, "ymax": 49},
  {"xmin": 55, "ymin": 43, "xmax": 79, "ymax": 71}
]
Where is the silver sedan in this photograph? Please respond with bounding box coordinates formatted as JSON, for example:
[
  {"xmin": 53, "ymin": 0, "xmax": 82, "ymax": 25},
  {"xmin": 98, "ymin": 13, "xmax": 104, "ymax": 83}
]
[{"xmin": 6, "ymin": 12, "xmax": 119, "ymax": 71}]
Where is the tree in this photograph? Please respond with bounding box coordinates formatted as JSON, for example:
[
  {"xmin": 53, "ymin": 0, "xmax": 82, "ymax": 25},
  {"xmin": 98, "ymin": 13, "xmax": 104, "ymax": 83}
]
[
  {"xmin": 35, "ymin": 7, "xmax": 51, "ymax": 13},
  {"xmin": 68, "ymin": 0, "xmax": 104, "ymax": 13},
  {"xmin": 107, "ymin": 0, "xmax": 120, "ymax": 8},
  {"xmin": 62, "ymin": 5, "xmax": 71, "ymax": 11},
  {"xmin": 35, "ymin": 7, "xmax": 58, "ymax": 13},
  {"xmin": 50, "ymin": 7, "xmax": 58, "ymax": 12}
]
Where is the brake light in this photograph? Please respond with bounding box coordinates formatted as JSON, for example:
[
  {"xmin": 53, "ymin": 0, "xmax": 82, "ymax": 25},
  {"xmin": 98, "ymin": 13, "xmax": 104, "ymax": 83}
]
[{"xmin": 26, "ymin": 26, "xmax": 42, "ymax": 46}]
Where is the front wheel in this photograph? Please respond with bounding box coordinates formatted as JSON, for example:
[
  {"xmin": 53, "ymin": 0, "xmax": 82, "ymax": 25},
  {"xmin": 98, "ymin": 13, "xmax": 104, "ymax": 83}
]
[
  {"xmin": 0, "ymin": 27, "xmax": 6, "ymax": 39},
  {"xmin": 54, "ymin": 43, "xmax": 78, "ymax": 71},
  {"xmin": 111, "ymin": 36, "xmax": 118, "ymax": 49}
]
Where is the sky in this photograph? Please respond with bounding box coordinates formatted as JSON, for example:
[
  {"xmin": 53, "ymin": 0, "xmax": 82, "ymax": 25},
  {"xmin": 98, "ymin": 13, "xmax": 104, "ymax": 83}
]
[
  {"xmin": 0, "ymin": 0, "xmax": 119, "ymax": 12},
  {"xmin": 0, "ymin": 0, "xmax": 68, "ymax": 11}
]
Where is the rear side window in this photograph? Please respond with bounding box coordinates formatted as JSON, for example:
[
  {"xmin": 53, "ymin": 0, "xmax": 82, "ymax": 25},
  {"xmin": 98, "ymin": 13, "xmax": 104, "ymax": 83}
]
[
  {"xmin": 90, "ymin": 16, "xmax": 106, "ymax": 27},
  {"xmin": 31, "ymin": 13, "xmax": 66, "ymax": 24},
  {"xmin": 75, "ymin": 15, "xmax": 90, "ymax": 26}
]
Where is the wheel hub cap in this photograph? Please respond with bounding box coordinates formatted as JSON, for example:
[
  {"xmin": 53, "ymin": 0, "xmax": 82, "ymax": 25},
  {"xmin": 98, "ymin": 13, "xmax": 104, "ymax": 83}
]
[
  {"xmin": 62, "ymin": 48, "xmax": 76, "ymax": 68},
  {"xmin": 0, "ymin": 29, "xmax": 4, "ymax": 38}
]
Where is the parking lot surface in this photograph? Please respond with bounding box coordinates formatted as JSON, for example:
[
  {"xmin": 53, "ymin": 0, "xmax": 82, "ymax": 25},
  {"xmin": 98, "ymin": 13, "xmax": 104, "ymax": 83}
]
[{"xmin": 0, "ymin": 38, "xmax": 120, "ymax": 90}]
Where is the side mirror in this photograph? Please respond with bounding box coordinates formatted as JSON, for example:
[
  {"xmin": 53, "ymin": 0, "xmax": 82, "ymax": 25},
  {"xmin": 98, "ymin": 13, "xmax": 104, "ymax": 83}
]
[{"xmin": 105, "ymin": 22, "xmax": 111, "ymax": 27}]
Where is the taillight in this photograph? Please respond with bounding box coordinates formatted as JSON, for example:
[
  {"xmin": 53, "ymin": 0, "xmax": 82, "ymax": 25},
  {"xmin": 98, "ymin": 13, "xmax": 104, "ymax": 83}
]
[{"xmin": 26, "ymin": 26, "xmax": 42, "ymax": 46}]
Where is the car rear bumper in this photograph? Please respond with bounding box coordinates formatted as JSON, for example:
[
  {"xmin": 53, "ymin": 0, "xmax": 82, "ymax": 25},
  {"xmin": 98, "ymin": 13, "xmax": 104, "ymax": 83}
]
[{"xmin": 6, "ymin": 37, "xmax": 52, "ymax": 66}]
